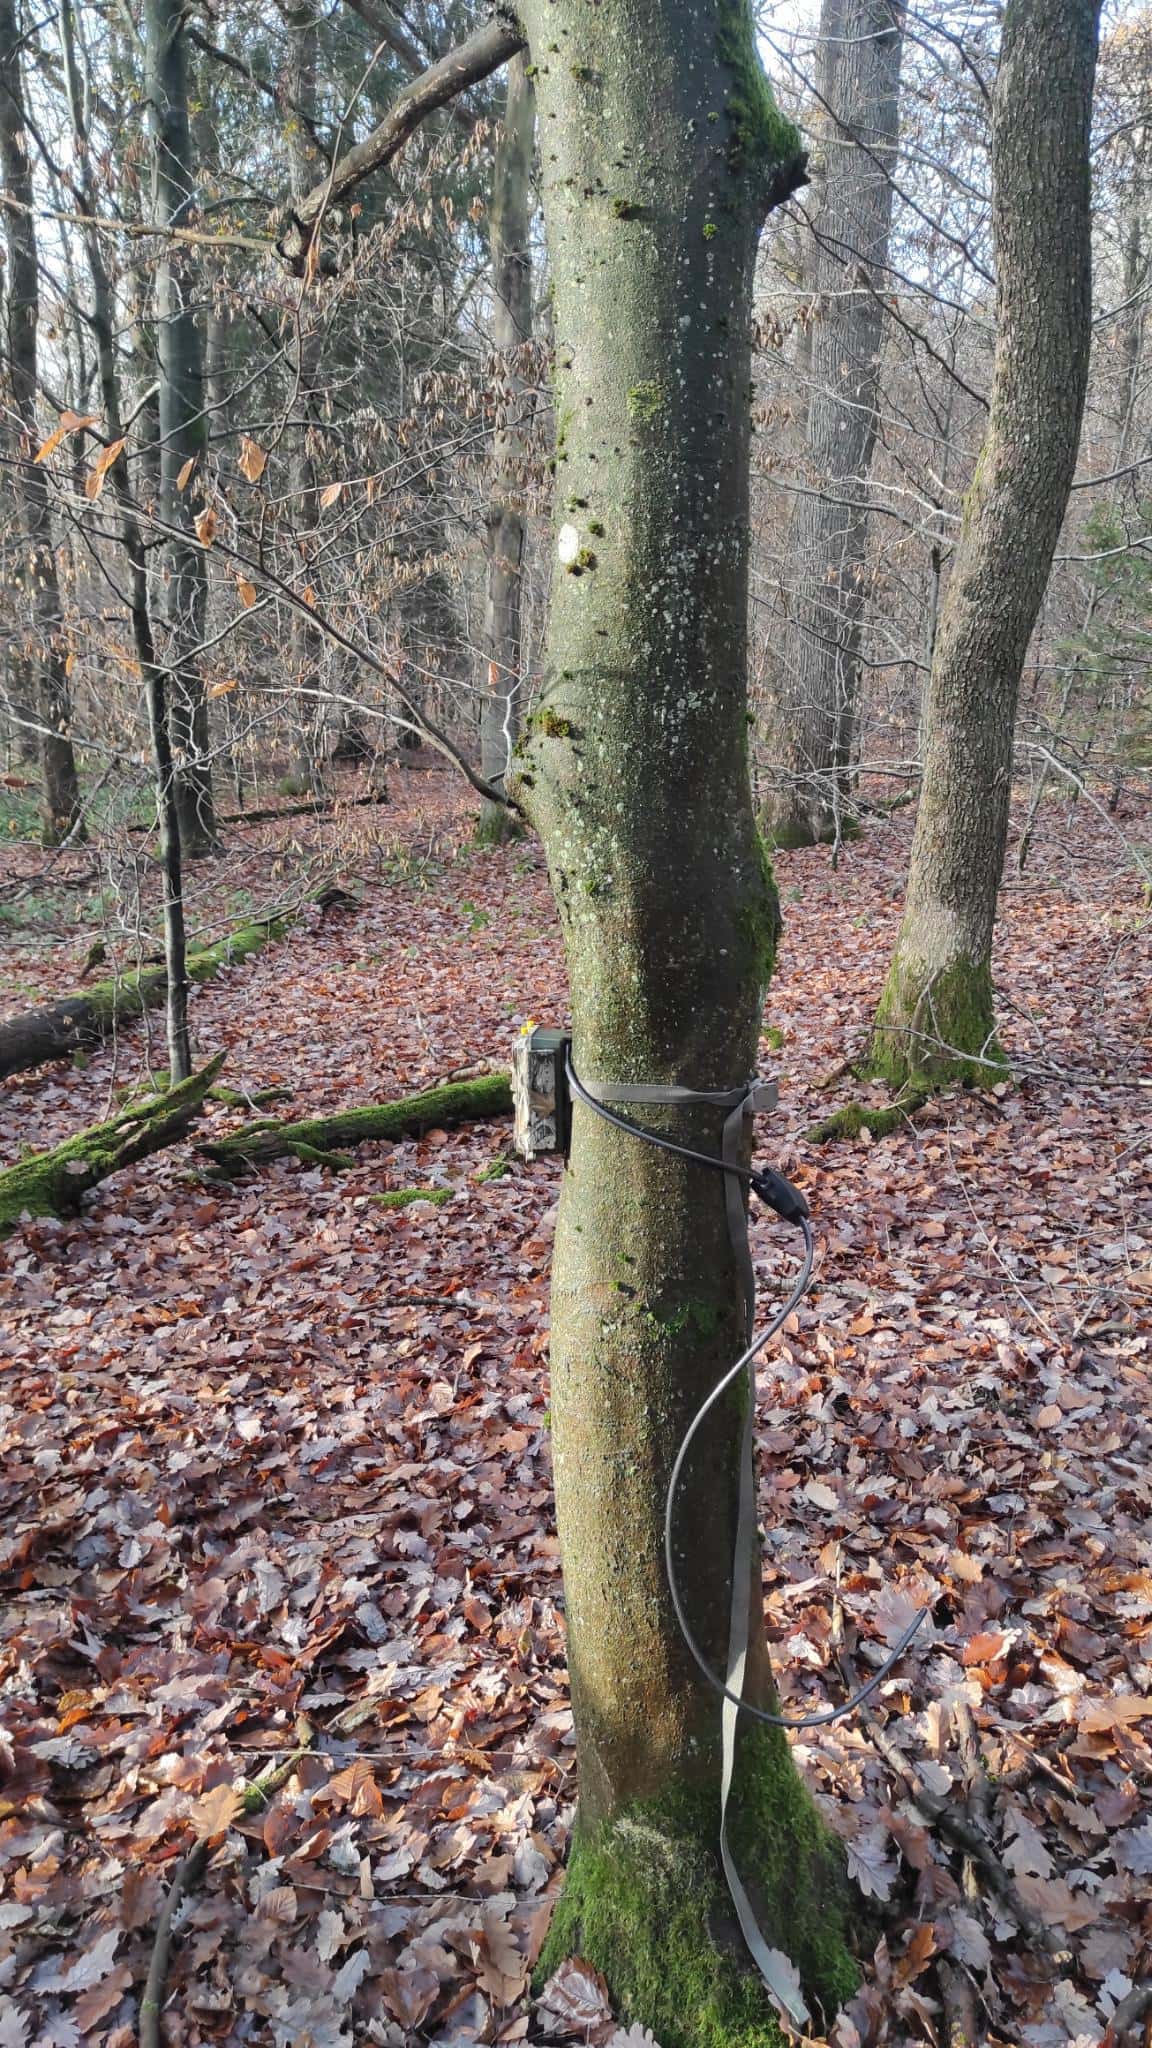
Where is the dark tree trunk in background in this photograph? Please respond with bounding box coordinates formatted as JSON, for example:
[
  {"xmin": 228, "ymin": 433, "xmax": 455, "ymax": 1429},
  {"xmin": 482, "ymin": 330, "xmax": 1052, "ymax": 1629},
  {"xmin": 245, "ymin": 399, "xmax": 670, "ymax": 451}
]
[
  {"xmin": 871, "ymin": 0, "xmax": 1101, "ymax": 1085},
  {"xmin": 509, "ymin": 7, "xmax": 856, "ymax": 2041},
  {"xmin": 0, "ymin": 0, "xmax": 85, "ymax": 846},
  {"xmin": 762, "ymin": 0, "xmax": 906, "ymax": 848},
  {"xmin": 61, "ymin": 0, "xmax": 192, "ymax": 1080},
  {"xmin": 284, "ymin": 0, "xmax": 331, "ymax": 789},
  {"xmin": 145, "ymin": 0, "xmax": 217, "ymax": 855},
  {"xmin": 476, "ymin": 52, "xmax": 535, "ymax": 843}
]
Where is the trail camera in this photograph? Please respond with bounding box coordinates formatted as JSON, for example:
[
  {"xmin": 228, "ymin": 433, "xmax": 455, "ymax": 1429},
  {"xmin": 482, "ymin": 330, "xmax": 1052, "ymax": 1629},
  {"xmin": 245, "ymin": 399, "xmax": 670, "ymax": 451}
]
[{"xmin": 512, "ymin": 1026, "xmax": 572, "ymax": 1159}]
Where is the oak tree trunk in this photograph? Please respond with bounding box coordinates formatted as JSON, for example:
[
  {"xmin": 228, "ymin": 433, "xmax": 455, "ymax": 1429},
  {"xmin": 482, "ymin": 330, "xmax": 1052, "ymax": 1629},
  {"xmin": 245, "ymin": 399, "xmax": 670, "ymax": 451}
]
[
  {"xmin": 509, "ymin": 7, "xmax": 855, "ymax": 2040},
  {"xmin": 0, "ymin": 0, "xmax": 85, "ymax": 846},
  {"xmin": 476, "ymin": 52, "xmax": 535, "ymax": 844},
  {"xmin": 762, "ymin": 0, "xmax": 906, "ymax": 848},
  {"xmin": 871, "ymin": 0, "xmax": 1100, "ymax": 1085}
]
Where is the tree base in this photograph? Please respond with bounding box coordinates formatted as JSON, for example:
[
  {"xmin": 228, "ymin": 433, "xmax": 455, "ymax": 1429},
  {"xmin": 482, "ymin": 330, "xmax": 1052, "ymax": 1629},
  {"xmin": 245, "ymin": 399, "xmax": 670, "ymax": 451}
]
[
  {"xmin": 539, "ymin": 1727, "xmax": 859, "ymax": 2048},
  {"xmin": 761, "ymin": 801, "xmax": 860, "ymax": 852},
  {"xmin": 870, "ymin": 951, "xmax": 1008, "ymax": 1092},
  {"xmin": 474, "ymin": 800, "xmax": 525, "ymax": 847}
]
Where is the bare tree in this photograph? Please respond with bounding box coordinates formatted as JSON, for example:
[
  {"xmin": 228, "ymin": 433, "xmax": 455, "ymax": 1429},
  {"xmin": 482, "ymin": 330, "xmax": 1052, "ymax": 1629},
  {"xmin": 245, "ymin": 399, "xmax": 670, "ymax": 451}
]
[
  {"xmin": 871, "ymin": 0, "xmax": 1101, "ymax": 1085},
  {"xmin": 761, "ymin": 0, "xmax": 907, "ymax": 847}
]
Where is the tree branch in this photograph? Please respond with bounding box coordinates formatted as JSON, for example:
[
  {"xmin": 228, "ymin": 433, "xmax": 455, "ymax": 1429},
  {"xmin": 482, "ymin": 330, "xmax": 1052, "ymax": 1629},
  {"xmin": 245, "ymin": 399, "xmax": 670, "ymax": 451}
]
[{"xmin": 279, "ymin": 11, "xmax": 525, "ymax": 271}]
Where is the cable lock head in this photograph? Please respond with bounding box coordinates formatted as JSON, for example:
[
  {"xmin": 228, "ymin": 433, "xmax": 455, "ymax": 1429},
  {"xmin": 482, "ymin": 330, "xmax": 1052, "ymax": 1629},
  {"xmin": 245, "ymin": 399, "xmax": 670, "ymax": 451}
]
[{"xmin": 750, "ymin": 1165, "xmax": 810, "ymax": 1224}]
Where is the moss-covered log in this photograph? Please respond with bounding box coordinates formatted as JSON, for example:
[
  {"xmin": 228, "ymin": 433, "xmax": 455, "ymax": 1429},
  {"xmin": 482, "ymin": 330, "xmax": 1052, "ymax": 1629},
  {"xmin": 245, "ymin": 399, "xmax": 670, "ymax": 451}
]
[
  {"xmin": 198, "ymin": 1073, "xmax": 513, "ymax": 1175},
  {"xmin": 0, "ymin": 1054, "xmax": 224, "ymax": 1230},
  {"xmin": 0, "ymin": 913, "xmax": 293, "ymax": 1081}
]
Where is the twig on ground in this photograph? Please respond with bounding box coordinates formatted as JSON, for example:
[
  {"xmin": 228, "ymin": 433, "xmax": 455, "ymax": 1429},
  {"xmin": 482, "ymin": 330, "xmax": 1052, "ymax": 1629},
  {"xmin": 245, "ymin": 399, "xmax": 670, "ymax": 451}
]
[
  {"xmin": 938, "ymin": 1956, "xmax": 982, "ymax": 2048},
  {"xmin": 1105, "ymin": 1983, "xmax": 1152, "ymax": 2046},
  {"xmin": 138, "ymin": 1737, "xmax": 313, "ymax": 2046},
  {"xmin": 138, "ymin": 1839, "xmax": 210, "ymax": 2048},
  {"xmin": 836, "ymin": 1653, "xmax": 1069, "ymax": 1965}
]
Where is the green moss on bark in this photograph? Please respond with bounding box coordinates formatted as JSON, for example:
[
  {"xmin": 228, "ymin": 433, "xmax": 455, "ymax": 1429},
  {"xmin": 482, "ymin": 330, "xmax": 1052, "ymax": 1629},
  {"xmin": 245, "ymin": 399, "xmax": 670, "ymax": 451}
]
[
  {"xmin": 0, "ymin": 1055, "xmax": 224, "ymax": 1230},
  {"xmin": 539, "ymin": 1725, "xmax": 858, "ymax": 2048},
  {"xmin": 716, "ymin": 1, "xmax": 802, "ymax": 179},
  {"xmin": 870, "ymin": 952, "xmax": 1008, "ymax": 1089},
  {"xmin": 200, "ymin": 1073, "xmax": 512, "ymax": 1175}
]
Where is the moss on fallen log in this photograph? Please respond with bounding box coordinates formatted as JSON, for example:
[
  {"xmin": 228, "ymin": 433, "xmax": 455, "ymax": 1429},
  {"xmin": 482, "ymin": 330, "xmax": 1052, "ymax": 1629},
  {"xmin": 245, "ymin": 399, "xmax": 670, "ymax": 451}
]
[
  {"xmin": 199, "ymin": 1073, "xmax": 513, "ymax": 1176},
  {"xmin": 0, "ymin": 1055, "xmax": 225, "ymax": 1231},
  {"xmin": 0, "ymin": 917, "xmax": 292, "ymax": 1081}
]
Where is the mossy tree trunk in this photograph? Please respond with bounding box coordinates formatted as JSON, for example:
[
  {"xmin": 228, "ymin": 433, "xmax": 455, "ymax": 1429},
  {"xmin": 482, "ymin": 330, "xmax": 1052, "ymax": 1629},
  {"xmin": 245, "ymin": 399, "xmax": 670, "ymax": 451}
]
[
  {"xmin": 0, "ymin": 0, "xmax": 84, "ymax": 848},
  {"xmin": 870, "ymin": 0, "xmax": 1100, "ymax": 1087},
  {"xmin": 476, "ymin": 53, "xmax": 535, "ymax": 845},
  {"xmin": 761, "ymin": 0, "xmax": 906, "ymax": 849},
  {"xmin": 509, "ymin": 7, "xmax": 854, "ymax": 2040},
  {"xmin": 145, "ymin": 0, "xmax": 218, "ymax": 858}
]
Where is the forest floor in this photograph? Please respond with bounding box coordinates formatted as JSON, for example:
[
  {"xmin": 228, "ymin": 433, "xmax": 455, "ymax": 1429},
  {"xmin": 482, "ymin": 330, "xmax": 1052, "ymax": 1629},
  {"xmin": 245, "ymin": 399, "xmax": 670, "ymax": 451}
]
[{"xmin": 0, "ymin": 770, "xmax": 1150, "ymax": 2048}]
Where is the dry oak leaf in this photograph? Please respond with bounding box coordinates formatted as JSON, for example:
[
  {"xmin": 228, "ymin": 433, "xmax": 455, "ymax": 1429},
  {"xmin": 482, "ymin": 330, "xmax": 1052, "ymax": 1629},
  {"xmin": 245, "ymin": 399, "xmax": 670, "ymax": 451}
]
[
  {"xmin": 377, "ymin": 1966, "xmax": 439, "ymax": 2029},
  {"xmin": 194, "ymin": 505, "xmax": 218, "ymax": 547},
  {"xmin": 1080, "ymin": 1695, "xmax": 1152, "ymax": 1733},
  {"xmin": 537, "ymin": 1957, "xmax": 615, "ymax": 2042},
  {"xmin": 188, "ymin": 1782, "xmax": 243, "ymax": 1839},
  {"xmin": 35, "ymin": 412, "xmax": 97, "ymax": 462},
  {"xmin": 239, "ymin": 436, "xmax": 267, "ymax": 483}
]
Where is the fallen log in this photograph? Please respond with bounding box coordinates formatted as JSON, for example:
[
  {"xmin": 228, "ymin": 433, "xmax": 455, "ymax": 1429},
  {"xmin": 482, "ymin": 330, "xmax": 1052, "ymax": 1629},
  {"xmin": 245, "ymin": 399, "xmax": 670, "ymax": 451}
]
[
  {"xmin": 0, "ymin": 919, "xmax": 287, "ymax": 1081},
  {"xmin": 126, "ymin": 788, "xmax": 391, "ymax": 831},
  {"xmin": 0, "ymin": 903, "xmax": 310, "ymax": 1082},
  {"xmin": 199, "ymin": 1072, "xmax": 513, "ymax": 1176},
  {"xmin": 0, "ymin": 1055, "xmax": 225, "ymax": 1231}
]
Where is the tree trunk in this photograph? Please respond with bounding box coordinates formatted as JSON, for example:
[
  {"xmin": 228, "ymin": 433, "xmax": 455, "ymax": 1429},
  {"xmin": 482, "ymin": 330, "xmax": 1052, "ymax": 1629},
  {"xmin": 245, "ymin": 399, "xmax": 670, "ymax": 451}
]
[
  {"xmin": 509, "ymin": 9, "xmax": 855, "ymax": 2040},
  {"xmin": 283, "ymin": 0, "xmax": 334, "ymax": 793},
  {"xmin": 870, "ymin": 0, "xmax": 1100, "ymax": 1086},
  {"xmin": 145, "ymin": 0, "xmax": 217, "ymax": 857},
  {"xmin": 761, "ymin": 0, "xmax": 906, "ymax": 848},
  {"xmin": 0, "ymin": 0, "xmax": 85, "ymax": 847},
  {"xmin": 476, "ymin": 53, "xmax": 534, "ymax": 845},
  {"xmin": 59, "ymin": 0, "xmax": 192, "ymax": 1083}
]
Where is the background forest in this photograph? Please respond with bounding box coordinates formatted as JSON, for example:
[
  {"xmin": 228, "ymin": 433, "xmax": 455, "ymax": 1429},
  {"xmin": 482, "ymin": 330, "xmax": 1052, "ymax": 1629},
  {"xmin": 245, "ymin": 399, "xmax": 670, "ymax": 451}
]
[{"xmin": 0, "ymin": 1, "xmax": 1150, "ymax": 2046}]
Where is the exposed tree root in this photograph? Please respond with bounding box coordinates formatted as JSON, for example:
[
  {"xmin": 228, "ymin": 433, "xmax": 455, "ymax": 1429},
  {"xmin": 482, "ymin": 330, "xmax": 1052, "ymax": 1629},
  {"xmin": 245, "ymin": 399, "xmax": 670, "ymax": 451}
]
[
  {"xmin": 805, "ymin": 1083, "xmax": 930, "ymax": 1144},
  {"xmin": 0, "ymin": 1055, "xmax": 225, "ymax": 1231},
  {"xmin": 198, "ymin": 1073, "xmax": 513, "ymax": 1176}
]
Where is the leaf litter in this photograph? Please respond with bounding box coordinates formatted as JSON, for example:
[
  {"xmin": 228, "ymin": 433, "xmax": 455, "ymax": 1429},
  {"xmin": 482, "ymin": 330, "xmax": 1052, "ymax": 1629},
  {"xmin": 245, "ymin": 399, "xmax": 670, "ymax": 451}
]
[{"xmin": 0, "ymin": 778, "xmax": 1149, "ymax": 2046}]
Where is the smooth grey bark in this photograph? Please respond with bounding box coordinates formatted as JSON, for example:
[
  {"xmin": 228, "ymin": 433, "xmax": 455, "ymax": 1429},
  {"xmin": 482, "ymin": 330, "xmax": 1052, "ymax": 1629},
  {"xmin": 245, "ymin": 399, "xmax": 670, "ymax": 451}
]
[
  {"xmin": 145, "ymin": 0, "xmax": 217, "ymax": 856},
  {"xmin": 872, "ymin": 0, "xmax": 1101, "ymax": 1085},
  {"xmin": 762, "ymin": 0, "xmax": 906, "ymax": 848},
  {"xmin": 476, "ymin": 52, "xmax": 534, "ymax": 842},
  {"xmin": 508, "ymin": 7, "xmax": 855, "ymax": 2038},
  {"xmin": 61, "ymin": 0, "xmax": 192, "ymax": 1080},
  {"xmin": 0, "ymin": 0, "xmax": 85, "ymax": 846}
]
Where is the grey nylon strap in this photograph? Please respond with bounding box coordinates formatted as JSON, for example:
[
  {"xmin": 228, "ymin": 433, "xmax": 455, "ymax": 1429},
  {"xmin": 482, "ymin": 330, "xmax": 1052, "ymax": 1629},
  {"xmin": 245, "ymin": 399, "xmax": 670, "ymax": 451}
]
[{"xmin": 578, "ymin": 1077, "xmax": 809, "ymax": 2030}]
